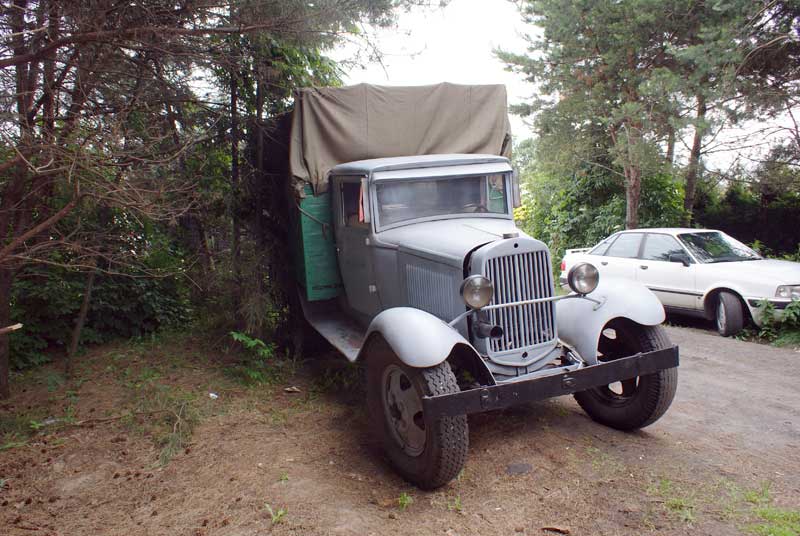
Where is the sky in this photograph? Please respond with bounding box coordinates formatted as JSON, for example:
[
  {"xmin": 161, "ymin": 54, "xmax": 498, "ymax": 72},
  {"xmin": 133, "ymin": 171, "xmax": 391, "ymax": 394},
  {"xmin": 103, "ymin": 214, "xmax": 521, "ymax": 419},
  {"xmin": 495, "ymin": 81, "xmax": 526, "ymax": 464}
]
[
  {"xmin": 331, "ymin": 0, "xmax": 538, "ymax": 140},
  {"xmin": 331, "ymin": 0, "xmax": 793, "ymax": 172}
]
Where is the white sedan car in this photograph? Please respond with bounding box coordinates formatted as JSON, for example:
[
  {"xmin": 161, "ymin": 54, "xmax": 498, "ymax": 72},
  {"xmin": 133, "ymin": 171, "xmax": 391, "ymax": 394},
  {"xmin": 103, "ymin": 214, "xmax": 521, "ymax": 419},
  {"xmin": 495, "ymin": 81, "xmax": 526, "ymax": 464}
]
[{"xmin": 561, "ymin": 228, "xmax": 800, "ymax": 336}]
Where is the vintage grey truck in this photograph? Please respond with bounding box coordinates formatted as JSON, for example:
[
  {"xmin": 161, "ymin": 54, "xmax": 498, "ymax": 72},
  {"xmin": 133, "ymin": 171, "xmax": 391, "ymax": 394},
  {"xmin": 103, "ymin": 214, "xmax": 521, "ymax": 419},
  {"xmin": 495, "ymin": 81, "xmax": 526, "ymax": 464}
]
[{"xmin": 284, "ymin": 83, "xmax": 679, "ymax": 489}]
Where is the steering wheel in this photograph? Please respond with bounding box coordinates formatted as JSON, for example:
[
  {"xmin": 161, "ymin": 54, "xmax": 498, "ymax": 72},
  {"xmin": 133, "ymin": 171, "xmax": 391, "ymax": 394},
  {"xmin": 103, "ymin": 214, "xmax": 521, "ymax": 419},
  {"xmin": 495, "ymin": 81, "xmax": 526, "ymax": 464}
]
[{"xmin": 463, "ymin": 203, "xmax": 489, "ymax": 213}]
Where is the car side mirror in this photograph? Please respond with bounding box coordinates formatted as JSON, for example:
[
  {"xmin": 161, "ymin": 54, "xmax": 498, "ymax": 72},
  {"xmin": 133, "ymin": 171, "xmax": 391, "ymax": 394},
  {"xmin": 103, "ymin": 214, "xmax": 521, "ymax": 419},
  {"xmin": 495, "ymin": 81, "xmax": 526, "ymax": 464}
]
[{"xmin": 669, "ymin": 253, "xmax": 691, "ymax": 267}]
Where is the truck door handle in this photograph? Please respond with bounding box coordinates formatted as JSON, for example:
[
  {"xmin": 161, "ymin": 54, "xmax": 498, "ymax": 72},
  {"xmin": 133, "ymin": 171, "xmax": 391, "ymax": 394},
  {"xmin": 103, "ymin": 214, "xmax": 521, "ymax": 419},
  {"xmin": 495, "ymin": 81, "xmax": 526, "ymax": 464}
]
[
  {"xmin": 640, "ymin": 265, "xmax": 648, "ymax": 270},
  {"xmin": 601, "ymin": 261, "xmax": 608, "ymax": 266}
]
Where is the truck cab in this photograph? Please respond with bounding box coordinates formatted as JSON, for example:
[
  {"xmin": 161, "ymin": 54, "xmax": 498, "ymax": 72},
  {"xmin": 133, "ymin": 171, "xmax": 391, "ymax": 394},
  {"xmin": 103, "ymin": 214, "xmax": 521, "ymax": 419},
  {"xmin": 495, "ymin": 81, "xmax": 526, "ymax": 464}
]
[{"xmin": 329, "ymin": 154, "xmax": 559, "ymax": 379}]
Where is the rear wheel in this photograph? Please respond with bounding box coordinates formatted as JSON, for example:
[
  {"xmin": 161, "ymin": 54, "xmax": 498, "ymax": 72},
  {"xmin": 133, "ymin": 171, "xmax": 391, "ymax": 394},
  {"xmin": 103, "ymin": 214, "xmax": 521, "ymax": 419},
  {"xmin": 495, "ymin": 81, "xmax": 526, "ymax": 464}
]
[
  {"xmin": 574, "ymin": 321, "xmax": 677, "ymax": 431},
  {"xmin": 716, "ymin": 291, "xmax": 745, "ymax": 337},
  {"xmin": 366, "ymin": 346, "xmax": 468, "ymax": 490}
]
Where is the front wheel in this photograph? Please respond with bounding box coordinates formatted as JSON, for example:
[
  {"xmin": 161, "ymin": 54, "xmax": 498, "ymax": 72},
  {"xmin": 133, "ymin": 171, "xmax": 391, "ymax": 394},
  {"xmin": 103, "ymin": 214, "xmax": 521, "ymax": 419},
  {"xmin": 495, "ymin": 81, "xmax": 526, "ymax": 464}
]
[
  {"xmin": 716, "ymin": 291, "xmax": 745, "ymax": 337},
  {"xmin": 574, "ymin": 321, "xmax": 677, "ymax": 431},
  {"xmin": 366, "ymin": 344, "xmax": 468, "ymax": 490}
]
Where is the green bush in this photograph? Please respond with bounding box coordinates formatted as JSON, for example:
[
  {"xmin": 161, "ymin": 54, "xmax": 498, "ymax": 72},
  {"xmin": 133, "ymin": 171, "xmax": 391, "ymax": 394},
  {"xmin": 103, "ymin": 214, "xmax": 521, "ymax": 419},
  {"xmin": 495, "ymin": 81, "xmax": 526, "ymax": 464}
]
[
  {"xmin": 515, "ymin": 169, "xmax": 685, "ymax": 268},
  {"xmin": 226, "ymin": 331, "xmax": 283, "ymax": 385},
  {"xmin": 696, "ymin": 182, "xmax": 800, "ymax": 257},
  {"xmin": 752, "ymin": 300, "xmax": 800, "ymax": 348},
  {"xmin": 9, "ymin": 264, "xmax": 191, "ymax": 369}
]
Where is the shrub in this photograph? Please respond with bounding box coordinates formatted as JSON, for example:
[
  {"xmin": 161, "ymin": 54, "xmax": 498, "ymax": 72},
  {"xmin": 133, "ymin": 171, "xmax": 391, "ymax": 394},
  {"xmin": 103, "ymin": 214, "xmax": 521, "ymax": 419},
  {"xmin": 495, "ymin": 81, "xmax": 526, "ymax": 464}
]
[{"xmin": 9, "ymin": 264, "xmax": 191, "ymax": 369}]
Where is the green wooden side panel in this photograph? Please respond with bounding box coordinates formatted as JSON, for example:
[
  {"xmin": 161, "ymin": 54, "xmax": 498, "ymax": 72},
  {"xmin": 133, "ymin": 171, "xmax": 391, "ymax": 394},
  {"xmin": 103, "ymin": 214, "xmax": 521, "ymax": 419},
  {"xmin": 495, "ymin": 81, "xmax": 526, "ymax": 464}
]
[{"xmin": 291, "ymin": 183, "xmax": 342, "ymax": 301}]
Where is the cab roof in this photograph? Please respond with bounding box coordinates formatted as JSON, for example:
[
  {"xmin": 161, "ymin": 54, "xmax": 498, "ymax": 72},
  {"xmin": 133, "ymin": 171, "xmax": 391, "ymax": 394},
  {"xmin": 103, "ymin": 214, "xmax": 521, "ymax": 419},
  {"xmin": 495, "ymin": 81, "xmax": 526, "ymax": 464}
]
[{"xmin": 329, "ymin": 154, "xmax": 510, "ymax": 176}]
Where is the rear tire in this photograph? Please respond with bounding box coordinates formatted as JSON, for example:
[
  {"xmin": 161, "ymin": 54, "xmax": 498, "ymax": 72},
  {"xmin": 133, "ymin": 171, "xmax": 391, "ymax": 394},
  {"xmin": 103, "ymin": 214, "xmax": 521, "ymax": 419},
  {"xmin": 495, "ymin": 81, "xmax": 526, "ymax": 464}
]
[
  {"xmin": 366, "ymin": 344, "xmax": 468, "ymax": 490},
  {"xmin": 574, "ymin": 321, "xmax": 677, "ymax": 431},
  {"xmin": 716, "ymin": 291, "xmax": 745, "ymax": 337}
]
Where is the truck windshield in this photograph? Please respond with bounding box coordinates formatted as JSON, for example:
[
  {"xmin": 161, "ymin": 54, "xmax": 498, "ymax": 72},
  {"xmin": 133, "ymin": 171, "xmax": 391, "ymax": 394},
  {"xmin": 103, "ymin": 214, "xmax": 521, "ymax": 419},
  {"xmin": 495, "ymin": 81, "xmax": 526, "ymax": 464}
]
[
  {"xmin": 375, "ymin": 173, "xmax": 508, "ymax": 227},
  {"xmin": 677, "ymin": 231, "xmax": 761, "ymax": 263}
]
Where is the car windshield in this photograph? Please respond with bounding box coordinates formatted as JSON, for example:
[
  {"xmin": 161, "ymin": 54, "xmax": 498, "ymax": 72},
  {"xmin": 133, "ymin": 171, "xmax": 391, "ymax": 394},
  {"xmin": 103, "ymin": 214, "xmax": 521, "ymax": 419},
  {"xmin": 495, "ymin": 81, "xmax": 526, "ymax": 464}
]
[
  {"xmin": 375, "ymin": 173, "xmax": 509, "ymax": 227},
  {"xmin": 677, "ymin": 231, "xmax": 761, "ymax": 263}
]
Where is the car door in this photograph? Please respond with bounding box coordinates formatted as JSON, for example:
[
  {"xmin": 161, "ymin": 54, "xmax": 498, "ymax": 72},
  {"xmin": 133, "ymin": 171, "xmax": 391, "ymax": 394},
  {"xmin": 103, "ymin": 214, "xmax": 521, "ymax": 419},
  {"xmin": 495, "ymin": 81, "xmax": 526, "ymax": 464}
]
[
  {"xmin": 597, "ymin": 232, "xmax": 644, "ymax": 281},
  {"xmin": 332, "ymin": 176, "xmax": 382, "ymax": 317},
  {"xmin": 636, "ymin": 233, "xmax": 698, "ymax": 310}
]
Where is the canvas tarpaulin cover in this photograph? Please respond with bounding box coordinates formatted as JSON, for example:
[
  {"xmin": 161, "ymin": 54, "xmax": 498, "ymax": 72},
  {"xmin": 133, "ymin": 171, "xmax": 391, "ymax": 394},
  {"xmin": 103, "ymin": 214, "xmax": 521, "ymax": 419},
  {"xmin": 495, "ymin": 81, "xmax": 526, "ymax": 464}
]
[{"xmin": 289, "ymin": 83, "xmax": 512, "ymax": 195}]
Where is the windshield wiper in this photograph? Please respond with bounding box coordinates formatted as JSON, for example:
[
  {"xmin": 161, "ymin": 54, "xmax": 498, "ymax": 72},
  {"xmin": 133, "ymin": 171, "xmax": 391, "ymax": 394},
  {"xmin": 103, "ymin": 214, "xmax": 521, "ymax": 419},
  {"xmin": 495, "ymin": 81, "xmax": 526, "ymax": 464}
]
[{"xmin": 707, "ymin": 257, "xmax": 760, "ymax": 263}]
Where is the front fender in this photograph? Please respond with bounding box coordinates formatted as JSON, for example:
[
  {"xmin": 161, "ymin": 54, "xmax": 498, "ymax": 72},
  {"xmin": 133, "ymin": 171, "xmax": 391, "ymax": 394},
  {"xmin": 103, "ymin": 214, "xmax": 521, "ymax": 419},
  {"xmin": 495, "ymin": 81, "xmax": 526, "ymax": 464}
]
[
  {"xmin": 556, "ymin": 277, "xmax": 665, "ymax": 364},
  {"xmin": 357, "ymin": 307, "xmax": 480, "ymax": 369}
]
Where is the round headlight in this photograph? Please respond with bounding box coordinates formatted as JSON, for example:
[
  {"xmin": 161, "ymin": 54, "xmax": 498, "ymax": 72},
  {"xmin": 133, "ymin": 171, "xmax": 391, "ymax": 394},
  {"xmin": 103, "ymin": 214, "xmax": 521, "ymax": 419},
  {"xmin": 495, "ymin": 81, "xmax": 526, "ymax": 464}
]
[
  {"xmin": 460, "ymin": 275, "xmax": 494, "ymax": 309},
  {"xmin": 567, "ymin": 262, "xmax": 599, "ymax": 295}
]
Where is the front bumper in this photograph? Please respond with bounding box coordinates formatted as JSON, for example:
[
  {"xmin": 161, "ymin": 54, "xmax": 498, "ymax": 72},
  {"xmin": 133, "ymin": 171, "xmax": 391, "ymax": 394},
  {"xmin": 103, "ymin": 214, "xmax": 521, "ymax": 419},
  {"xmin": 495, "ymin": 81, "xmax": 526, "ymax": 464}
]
[
  {"xmin": 746, "ymin": 297, "xmax": 794, "ymax": 310},
  {"xmin": 746, "ymin": 297, "xmax": 796, "ymax": 326},
  {"xmin": 422, "ymin": 345, "xmax": 679, "ymax": 419}
]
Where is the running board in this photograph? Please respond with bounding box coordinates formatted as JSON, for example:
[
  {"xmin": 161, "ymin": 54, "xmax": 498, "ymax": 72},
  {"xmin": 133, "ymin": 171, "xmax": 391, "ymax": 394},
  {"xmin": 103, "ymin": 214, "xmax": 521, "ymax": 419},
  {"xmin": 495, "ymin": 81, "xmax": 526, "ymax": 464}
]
[{"xmin": 299, "ymin": 293, "xmax": 364, "ymax": 361}]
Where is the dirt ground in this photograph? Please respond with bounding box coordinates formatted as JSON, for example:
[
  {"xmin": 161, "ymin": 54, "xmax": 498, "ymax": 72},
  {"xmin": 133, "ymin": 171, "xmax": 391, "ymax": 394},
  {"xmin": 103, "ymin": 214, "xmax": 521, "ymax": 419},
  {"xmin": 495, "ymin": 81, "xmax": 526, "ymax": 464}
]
[{"xmin": 1, "ymin": 324, "xmax": 798, "ymax": 536}]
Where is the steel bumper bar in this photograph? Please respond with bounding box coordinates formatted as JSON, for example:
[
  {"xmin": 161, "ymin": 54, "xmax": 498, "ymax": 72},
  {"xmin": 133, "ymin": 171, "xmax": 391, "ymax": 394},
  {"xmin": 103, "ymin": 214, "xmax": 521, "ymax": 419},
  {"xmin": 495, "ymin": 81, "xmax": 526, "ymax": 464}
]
[{"xmin": 422, "ymin": 345, "xmax": 679, "ymax": 419}]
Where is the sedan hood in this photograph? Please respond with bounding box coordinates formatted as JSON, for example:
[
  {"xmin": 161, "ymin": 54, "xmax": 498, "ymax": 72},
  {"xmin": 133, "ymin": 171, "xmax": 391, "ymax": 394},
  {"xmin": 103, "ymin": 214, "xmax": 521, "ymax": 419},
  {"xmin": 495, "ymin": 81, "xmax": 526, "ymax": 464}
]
[
  {"xmin": 707, "ymin": 258, "xmax": 800, "ymax": 284},
  {"xmin": 377, "ymin": 218, "xmax": 525, "ymax": 265}
]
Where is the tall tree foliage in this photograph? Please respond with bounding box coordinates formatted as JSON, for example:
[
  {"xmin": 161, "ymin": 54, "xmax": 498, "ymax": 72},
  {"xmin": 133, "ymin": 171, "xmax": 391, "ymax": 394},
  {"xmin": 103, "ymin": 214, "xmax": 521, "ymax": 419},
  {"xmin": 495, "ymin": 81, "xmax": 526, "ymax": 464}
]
[
  {"xmin": 0, "ymin": 0, "xmax": 431, "ymax": 398},
  {"xmin": 501, "ymin": 0, "xmax": 798, "ymax": 228}
]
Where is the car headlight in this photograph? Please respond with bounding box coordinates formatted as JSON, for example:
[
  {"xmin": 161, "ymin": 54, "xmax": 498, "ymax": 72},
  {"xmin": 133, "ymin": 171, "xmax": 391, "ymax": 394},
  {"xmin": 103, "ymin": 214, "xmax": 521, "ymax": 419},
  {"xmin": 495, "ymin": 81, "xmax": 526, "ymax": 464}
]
[
  {"xmin": 567, "ymin": 262, "xmax": 599, "ymax": 295},
  {"xmin": 776, "ymin": 285, "xmax": 800, "ymax": 299},
  {"xmin": 460, "ymin": 275, "xmax": 494, "ymax": 309}
]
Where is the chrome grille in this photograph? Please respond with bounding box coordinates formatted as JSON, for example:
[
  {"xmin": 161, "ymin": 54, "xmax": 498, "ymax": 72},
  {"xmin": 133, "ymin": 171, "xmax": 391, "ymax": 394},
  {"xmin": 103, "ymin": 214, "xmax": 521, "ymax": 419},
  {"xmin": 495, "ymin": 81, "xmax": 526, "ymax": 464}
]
[{"xmin": 484, "ymin": 250, "xmax": 556, "ymax": 354}]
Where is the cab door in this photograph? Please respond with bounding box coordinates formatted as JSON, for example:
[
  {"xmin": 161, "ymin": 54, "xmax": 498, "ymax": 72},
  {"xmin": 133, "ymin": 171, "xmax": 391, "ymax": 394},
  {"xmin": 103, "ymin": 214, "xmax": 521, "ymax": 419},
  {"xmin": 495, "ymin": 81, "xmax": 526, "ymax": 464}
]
[
  {"xmin": 332, "ymin": 176, "xmax": 382, "ymax": 317},
  {"xmin": 636, "ymin": 233, "xmax": 698, "ymax": 310}
]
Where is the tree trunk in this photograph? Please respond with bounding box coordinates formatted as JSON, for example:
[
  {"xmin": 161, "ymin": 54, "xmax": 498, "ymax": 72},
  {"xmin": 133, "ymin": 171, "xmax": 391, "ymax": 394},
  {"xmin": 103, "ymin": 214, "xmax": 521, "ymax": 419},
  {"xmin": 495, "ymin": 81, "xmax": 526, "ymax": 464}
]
[
  {"xmin": 255, "ymin": 77, "xmax": 266, "ymax": 302},
  {"xmin": 624, "ymin": 165, "xmax": 642, "ymax": 229},
  {"xmin": 666, "ymin": 125, "xmax": 676, "ymax": 166},
  {"xmin": 65, "ymin": 265, "xmax": 97, "ymax": 377},
  {"xmin": 683, "ymin": 93, "xmax": 707, "ymax": 225},
  {"xmin": 0, "ymin": 268, "xmax": 14, "ymax": 399},
  {"xmin": 230, "ymin": 69, "xmax": 242, "ymax": 327}
]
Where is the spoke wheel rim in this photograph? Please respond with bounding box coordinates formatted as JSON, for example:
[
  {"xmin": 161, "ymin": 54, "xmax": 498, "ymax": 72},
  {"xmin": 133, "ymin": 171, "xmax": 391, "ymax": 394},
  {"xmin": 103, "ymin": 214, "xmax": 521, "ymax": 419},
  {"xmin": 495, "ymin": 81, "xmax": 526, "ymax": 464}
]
[
  {"xmin": 595, "ymin": 327, "xmax": 642, "ymax": 405},
  {"xmin": 382, "ymin": 365, "xmax": 426, "ymax": 457}
]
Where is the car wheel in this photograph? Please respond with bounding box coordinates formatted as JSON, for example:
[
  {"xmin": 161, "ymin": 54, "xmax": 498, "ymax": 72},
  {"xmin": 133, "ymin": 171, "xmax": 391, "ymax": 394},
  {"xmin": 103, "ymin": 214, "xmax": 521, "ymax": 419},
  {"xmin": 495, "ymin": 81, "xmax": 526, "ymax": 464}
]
[
  {"xmin": 366, "ymin": 348, "xmax": 468, "ymax": 490},
  {"xmin": 716, "ymin": 291, "xmax": 745, "ymax": 337},
  {"xmin": 574, "ymin": 320, "xmax": 678, "ymax": 431}
]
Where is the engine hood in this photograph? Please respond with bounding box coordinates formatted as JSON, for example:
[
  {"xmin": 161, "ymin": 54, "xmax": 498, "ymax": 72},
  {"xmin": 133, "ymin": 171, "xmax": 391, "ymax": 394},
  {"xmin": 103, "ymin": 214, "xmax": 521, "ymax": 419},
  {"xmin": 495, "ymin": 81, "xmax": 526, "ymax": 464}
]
[
  {"xmin": 376, "ymin": 218, "xmax": 526, "ymax": 266},
  {"xmin": 703, "ymin": 258, "xmax": 800, "ymax": 284}
]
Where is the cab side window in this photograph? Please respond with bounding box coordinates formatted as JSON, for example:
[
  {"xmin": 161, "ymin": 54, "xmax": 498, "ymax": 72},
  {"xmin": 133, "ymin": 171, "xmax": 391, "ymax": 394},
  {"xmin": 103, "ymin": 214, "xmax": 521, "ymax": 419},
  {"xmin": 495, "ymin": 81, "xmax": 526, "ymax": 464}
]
[
  {"xmin": 642, "ymin": 234, "xmax": 686, "ymax": 262},
  {"xmin": 341, "ymin": 181, "xmax": 367, "ymax": 228},
  {"xmin": 604, "ymin": 233, "xmax": 643, "ymax": 258}
]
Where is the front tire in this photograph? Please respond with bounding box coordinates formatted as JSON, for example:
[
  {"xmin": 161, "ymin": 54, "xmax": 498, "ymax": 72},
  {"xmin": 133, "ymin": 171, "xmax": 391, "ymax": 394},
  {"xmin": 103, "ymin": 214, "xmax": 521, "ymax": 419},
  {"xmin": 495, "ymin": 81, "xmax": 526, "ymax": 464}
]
[
  {"xmin": 716, "ymin": 291, "xmax": 745, "ymax": 337},
  {"xmin": 366, "ymin": 344, "xmax": 468, "ymax": 490},
  {"xmin": 574, "ymin": 321, "xmax": 677, "ymax": 431}
]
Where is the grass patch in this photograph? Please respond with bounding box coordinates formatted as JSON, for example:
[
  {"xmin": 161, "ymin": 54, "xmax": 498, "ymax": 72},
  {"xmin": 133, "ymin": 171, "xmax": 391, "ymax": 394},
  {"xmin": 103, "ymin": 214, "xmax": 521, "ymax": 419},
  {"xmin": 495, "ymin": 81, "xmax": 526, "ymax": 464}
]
[
  {"xmin": 751, "ymin": 506, "xmax": 800, "ymax": 536},
  {"xmin": 312, "ymin": 362, "xmax": 363, "ymax": 394},
  {"xmin": 773, "ymin": 330, "xmax": 800, "ymax": 348},
  {"xmin": 398, "ymin": 492, "xmax": 414, "ymax": 510},
  {"xmin": 265, "ymin": 503, "xmax": 287, "ymax": 524},
  {"xmin": 447, "ymin": 495, "xmax": 463, "ymax": 512},
  {"xmin": 131, "ymin": 383, "xmax": 200, "ymax": 465},
  {"xmin": 648, "ymin": 478, "xmax": 697, "ymax": 524}
]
